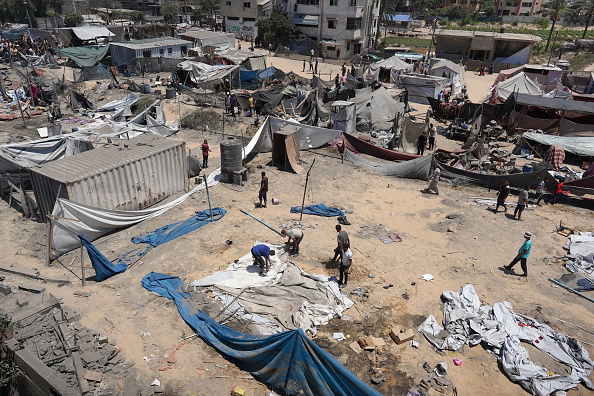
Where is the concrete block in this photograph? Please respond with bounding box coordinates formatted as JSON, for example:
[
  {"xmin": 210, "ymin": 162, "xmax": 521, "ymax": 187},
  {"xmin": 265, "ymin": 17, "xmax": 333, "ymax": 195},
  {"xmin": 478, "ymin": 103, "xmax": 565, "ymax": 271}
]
[
  {"xmin": 80, "ymin": 351, "xmax": 102, "ymax": 365},
  {"xmin": 83, "ymin": 369, "xmax": 103, "ymax": 382},
  {"xmin": 16, "ymin": 297, "xmax": 29, "ymax": 307},
  {"xmin": 18, "ymin": 282, "xmax": 46, "ymax": 293},
  {"xmin": 97, "ymin": 335, "xmax": 108, "ymax": 345},
  {"xmin": 72, "ymin": 352, "xmax": 91, "ymax": 394},
  {"xmin": 0, "ymin": 282, "xmax": 12, "ymax": 295}
]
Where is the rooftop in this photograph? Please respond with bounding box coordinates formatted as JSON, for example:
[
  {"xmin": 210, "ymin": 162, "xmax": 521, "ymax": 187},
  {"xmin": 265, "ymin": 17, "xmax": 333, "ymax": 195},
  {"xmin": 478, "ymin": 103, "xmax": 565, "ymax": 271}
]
[
  {"xmin": 178, "ymin": 30, "xmax": 231, "ymax": 39},
  {"xmin": 110, "ymin": 37, "xmax": 192, "ymax": 50},
  {"xmin": 435, "ymin": 29, "xmax": 541, "ymax": 42}
]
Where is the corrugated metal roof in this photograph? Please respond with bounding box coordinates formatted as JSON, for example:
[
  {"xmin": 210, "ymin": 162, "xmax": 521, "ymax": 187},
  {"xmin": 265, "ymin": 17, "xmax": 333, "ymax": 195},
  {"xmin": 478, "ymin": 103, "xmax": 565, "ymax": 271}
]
[
  {"xmin": 435, "ymin": 29, "xmax": 541, "ymax": 42},
  {"xmin": 31, "ymin": 135, "xmax": 185, "ymax": 184},
  {"xmin": 179, "ymin": 30, "xmax": 228, "ymax": 39},
  {"xmin": 110, "ymin": 37, "xmax": 192, "ymax": 50}
]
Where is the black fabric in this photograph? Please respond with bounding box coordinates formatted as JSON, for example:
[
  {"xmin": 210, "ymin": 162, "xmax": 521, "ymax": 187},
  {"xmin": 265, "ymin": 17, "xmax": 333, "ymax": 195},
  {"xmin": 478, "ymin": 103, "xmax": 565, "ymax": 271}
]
[
  {"xmin": 514, "ymin": 93, "xmax": 594, "ymax": 115},
  {"xmin": 251, "ymin": 85, "xmax": 284, "ymax": 116},
  {"xmin": 69, "ymin": 89, "xmax": 94, "ymax": 109}
]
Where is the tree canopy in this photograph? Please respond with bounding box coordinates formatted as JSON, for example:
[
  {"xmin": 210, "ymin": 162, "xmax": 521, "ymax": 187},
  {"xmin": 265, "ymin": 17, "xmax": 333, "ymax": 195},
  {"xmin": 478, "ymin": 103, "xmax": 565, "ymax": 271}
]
[
  {"xmin": 569, "ymin": 0, "xmax": 594, "ymax": 38},
  {"xmin": 256, "ymin": 12, "xmax": 300, "ymax": 45},
  {"xmin": 539, "ymin": 0, "xmax": 567, "ymax": 51},
  {"xmin": 0, "ymin": 0, "xmax": 63, "ymax": 24},
  {"xmin": 160, "ymin": 1, "xmax": 180, "ymax": 24},
  {"xmin": 64, "ymin": 12, "xmax": 83, "ymax": 27}
]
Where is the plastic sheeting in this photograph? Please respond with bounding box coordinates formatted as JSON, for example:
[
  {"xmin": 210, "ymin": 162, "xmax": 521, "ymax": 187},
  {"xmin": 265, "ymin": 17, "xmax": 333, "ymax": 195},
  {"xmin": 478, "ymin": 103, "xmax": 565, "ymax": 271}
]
[
  {"xmin": 398, "ymin": 74, "xmax": 447, "ymax": 104},
  {"xmin": 559, "ymin": 118, "xmax": 594, "ymax": 137},
  {"xmin": 522, "ymin": 132, "xmax": 594, "ymax": 158},
  {"xmin": 290, "ymin": 204, "xmax": 344, "ymax": 217},
  {"xmin": 367, "ymin": 56, "xmax": 413, "ymax": 83},
  {"xmin": 348, "ymin": 86, "xmax": 404, "ymax": 132},
  {"xmin": 0, "ymin": 135, "xmax": 93, "ymax": 169},
  {"xmin": 142, "ymin": 272, "xmax": 381, "ymax": 396},
  {"xmin": 177, "ymin": 61, "xmax": 239, "ymax": 83},
  {"xmin": 57, "ymin": 46, "xmax": 109, "ymax": 68},
  {"xmin": 79, "ymin": 234, "xmax": 128, "ymax": 281},
  {"xmin": 429, "ymin": 60, "xmax": 465, "ymax": 95},
  {"xmin": 330, "ymin": 101, "xmax": 356, "ymax": 134},
  {"xmin": 344, "ymin": 148, "xmax": 432, "ymax": 180},
  {"xmin": 418, "ymin": 284, "xmax": 593, "ymax": 396},
  {"xmin": 97, "ymin": 94, "xmax": 139, "ymax": 112},
  {"xmin": 437, "ymin": 161, "xmax": 551, "ymax": 189},
  {"xmin": 489, "ymin": 72, "xmax": 542, "ymax": 104},
  {"xmin": 563, "ymin": 232, "xmax": 594, "ymax": 274},
  {"xmin": 398, "ymin": 117, "xmax": 427, "ymax": 154},
  {"xmin": 71, "ymin": 26, "xmax": 114, "ymax": 41},
  {"xmin": 49, "ymin": 169, "xmax": 221, "ymax": 259},
  {"xmin": 343, "ymin": 132, "xmax": 420, "ymax": 161}
]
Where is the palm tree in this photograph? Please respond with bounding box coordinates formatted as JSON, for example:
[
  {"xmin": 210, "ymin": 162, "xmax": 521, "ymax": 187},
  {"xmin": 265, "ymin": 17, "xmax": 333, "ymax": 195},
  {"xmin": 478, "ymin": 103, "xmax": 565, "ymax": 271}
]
[
  {"xmin": 539, "ymin": 0, "xmax": 567, "ymax": 52},
  {"xmin": 570, "ymin": 0, "xmax": 594, "ymax": 39}
]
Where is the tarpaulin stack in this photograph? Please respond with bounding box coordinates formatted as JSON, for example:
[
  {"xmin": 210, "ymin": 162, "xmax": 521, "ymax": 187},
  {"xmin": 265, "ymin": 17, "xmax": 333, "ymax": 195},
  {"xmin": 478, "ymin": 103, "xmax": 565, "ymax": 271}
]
[
  {"xmin": 142, "ymin": 272, "xmax": 382, "ymax": 396},
  {"xmin": 418, "ymin": 284, "xmax": 593, "ymax": 396}
]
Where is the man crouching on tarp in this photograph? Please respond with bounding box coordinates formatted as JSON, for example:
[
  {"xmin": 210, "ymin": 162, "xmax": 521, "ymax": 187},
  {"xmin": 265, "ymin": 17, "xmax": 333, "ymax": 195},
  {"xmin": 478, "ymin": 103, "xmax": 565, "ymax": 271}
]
[{"xmin": 251, "ymin": 244, "xmax": 275, "ymax": 276}]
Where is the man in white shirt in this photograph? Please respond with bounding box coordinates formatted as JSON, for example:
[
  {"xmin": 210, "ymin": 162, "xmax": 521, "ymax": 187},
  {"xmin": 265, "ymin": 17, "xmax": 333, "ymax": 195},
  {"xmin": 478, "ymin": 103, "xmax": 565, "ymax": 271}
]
[
  {"xmin": 428, "ymin": 123, "xmax": 437, "ymax": 150},
  {"xmin": 339, "ymin": 244, "xmax": 353, "ymax": 288},
  {"xmin": 281, "ymin": 228, "xmax": 303, "ymax": 254},
  {"xmin": 536, "ymin": 177, "xmax": 549, "ymax": 205}
]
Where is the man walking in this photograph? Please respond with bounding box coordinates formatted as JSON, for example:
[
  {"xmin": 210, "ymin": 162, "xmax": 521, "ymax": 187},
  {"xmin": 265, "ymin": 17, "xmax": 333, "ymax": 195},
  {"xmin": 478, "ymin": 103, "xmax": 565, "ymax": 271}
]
[
  {"xmin": 259, "ymin": 171, "xmax": 268, "ymax": 208},
  {"xmin": 332, "ymin": 224, "xmax": 350, "ymax": 262},
  {"xmin": 495, "ymin": 180, "xmax": 510, "ymax": 212},
  {"xmin": 514, "ymin": 185, "xmax": 530, "ymax": 220},
  {"xmin": 338, "ymin": 244, "xmax": 353, "ymax": 288},
  {"xmin": 251, "ymin": 244, "xmax": 275, "ymax": 276},
  {"xmin": 281, "ymin": 229, "xmax": 303, "ymax": 254},
  {"xmin": 536, "ymin": 177, "xmax": 549, "ymax": 205},
  {"xmin": 314, "ymin": 59, "xmax": 319, "ymax": 74},
  {"xmin": 201, "ymin": 139, "xmax": 212, "ymax": 169},
  {"xmin": 504, "ymin": 232, "xmax": 532, "ymax": 277}
]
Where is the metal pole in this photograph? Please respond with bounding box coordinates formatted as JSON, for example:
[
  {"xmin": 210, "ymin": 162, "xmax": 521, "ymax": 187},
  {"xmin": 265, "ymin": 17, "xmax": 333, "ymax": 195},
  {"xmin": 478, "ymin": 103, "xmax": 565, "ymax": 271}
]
[
  {"xmin": 203, "ymin": 171, "xmax": 213, "ymax": 221},
  {"xmin": 46, "ymin": 219, "xmax": 53, "ymax": 267},
  {"xmin": 80, "ymin": 242, "xmax": 86, "ymax": 287},
  {"xmin": 299, "ymin": 158, "xmax": 316, "ymax": 221},
  {"xmin": 549, "ymin": 278, "xmax": 594, "ymax": 304},
  {"xmin": 239, "ymin": 209, "xmax": 283, "ymax": 236}
]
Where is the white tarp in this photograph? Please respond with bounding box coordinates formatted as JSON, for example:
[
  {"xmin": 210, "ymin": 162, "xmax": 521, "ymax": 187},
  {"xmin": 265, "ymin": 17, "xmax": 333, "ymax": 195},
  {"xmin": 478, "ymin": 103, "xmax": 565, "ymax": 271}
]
[
  {"xmin": 0, "ymin": 136, "xmax": 92, "ymax": 169},
  {"xmin": 97, "ymin": 93, "xmax": 139, "ymax": 112},
  {"xmin": 489, "ymin": 72, "xmax": 542, "ymax": 103},
  {"xmin": 71, "ymin": 26, "xmax": 114, "ymax": 40},
  {"xmin": 398, "ymin": 117, "xmax": 427, "ymax": 154},
  {"xmin": 563, "ymin": 232, "xmax": 594, "ymax": 274},
  {"xmin": 398, "ymin": 74, "xmax": 448, "ymax": 104},
  {"xmin": 177, "ymin": 61, "xmax": 239, "ymax": 84},
  {"xmin": 188, "ymin": 244, "xmax": 353, "ymax": 336},
  {"xmin": 418, "ymin": 284, "xmax": 593, "ymax": 396},
  {"xmin": 493, "ymin": 45, "xmax": 532, "ymax": 66},
  {"xmin": 49, "ymin": 169, "xmax": 221, "ymax": 259},
  {"xmin": 343, "ymin": 148, "xmax": 431, "ymax": 180},
  {"xmin": 522, "ymin": 132, "xmax": 594, "ymax": 157},
  {"xmin": 429, "ymin": 60, "xmax": 465, "ymax": 95},
  {"xmin": 367, "ymin": 56, "xmax": 413, "ymax": 83}
]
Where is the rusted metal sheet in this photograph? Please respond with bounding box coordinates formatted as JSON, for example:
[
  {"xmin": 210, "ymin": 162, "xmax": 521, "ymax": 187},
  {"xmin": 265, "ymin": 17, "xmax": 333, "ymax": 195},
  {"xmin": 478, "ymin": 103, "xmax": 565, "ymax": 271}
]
[{"xmin": 30, "ymin": 135, "xmax": 186, "ymax": 222}]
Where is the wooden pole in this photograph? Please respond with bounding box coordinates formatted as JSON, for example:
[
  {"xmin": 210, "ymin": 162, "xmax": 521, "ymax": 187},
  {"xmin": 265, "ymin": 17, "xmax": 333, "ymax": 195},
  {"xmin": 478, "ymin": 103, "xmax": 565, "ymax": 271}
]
[
  {"xmin": 80, "ymin": 242, "xmax": 86, "ymax": 287},
  {"xmin": 46, "ymin": 218, "xmax": 52, "ymax": 267},
  {"xmin": 203, "ymin": 171, "xmax": 213, "ymax": 221},
  {"xmin": 299, "ymin": 159, "xmax": 316, "ymax": 221}
]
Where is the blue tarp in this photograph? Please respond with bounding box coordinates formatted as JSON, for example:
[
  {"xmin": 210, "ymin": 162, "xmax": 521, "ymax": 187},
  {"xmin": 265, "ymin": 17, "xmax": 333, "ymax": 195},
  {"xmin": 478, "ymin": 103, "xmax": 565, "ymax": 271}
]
[
  {"xmin": 141, "ymin": 272, "xmax": 383, "ymax": 396},
  {"xmin": 290, "ymin": 204, "xmax": 344, "ymax": 217},
  {"xmin": 79, "ymin": 234, "xmax": 128, "ymax": 281},
  {"xmin": 382, "ymin": 14, "xmax": 411, "ymax": 22},
  {"xmin": 80, "ymin": 208, "xmax": 227, "ymax": 281},
  {"xmin": 239, "ymin": 67, "xmax": 277, "ymax": 82},
  {"xmin": 132, "ymin": 208, "xmax": 226, "ymax": 247}
]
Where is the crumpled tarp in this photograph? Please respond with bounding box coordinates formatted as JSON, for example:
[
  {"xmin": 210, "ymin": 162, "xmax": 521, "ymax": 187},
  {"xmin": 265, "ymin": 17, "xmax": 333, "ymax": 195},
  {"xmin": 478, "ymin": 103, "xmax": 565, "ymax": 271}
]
[
  {"xmin": 142, "ymin": 272, "xmax": 381, "ymax": 396},
  {"xmin": 348, "ymin": 85, "xmax": 405, "ymax": 132},
  {"xmin": 344, "ymin": 148, "xmax": 432, "ymax": 180},
  {"xmin": 290, "ymin": 204, "xmax": 344, "ymax": 217},
  {"xmin": 418, "ymin": 284, "xmax": 594, "ymax": 396},
  {"xmin": 563, "ymin": 232, "xmax": 594, "ymax": 274},
  {"xmin": 177, "ymin": 61, "xmax": 239, "ymax": 83},
  {"xmin": 57, "ymin": 46, "xmax": 109, "ymax": 68},
  {"xmin": 79, "ymin": 234, "xmax": 128, "ymax": 281},
  {"xmin": 522, "ymin": 132, "xmax": 594, "ymax": 158},
  {"xmin": 97, "ymin": 93, "xmax": 139, "ymax": 112}
]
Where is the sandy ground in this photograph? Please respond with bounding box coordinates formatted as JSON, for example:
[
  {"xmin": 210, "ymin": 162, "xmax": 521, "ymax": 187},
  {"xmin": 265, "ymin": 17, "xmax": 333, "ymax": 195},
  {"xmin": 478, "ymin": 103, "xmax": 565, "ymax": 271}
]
[{"xmin": 1, "ymin": 57, "xmax": 593, "ymax": 396}]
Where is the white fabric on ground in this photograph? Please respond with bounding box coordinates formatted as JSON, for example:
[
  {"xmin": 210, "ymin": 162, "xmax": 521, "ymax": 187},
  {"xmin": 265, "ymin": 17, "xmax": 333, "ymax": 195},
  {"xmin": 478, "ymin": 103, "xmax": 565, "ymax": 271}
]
[
  {"xmin": 563, "ymin": 232, "xmax": 594, "ymax": 274},
  {"xmin": 343, "ymin": 148, "xmax": 431, "ymax": 180},
  {"xmin": 418, "ymin": 284, "xmax": 593, "ymax": 396}
]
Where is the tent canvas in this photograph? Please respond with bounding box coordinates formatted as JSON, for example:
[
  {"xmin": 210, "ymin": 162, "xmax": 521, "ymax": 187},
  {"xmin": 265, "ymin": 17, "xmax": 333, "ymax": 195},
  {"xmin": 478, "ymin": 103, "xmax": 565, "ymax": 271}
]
[
  {"xmin": 344, "ymin": 148, "xmax": 431, "ymax": 179},
  {"xmin": 367, "ymin": 56, "xmax": 413, "ymax": 83},
  {"xmin": 489, "ymin": 72, "xmax": 542, "ymax": 104},
  {"xmin": 347, "ymin": 86, "xmax": 405, "ymax": 132},
  {"xmin": 521, "ymin": 132, "xmax": 594, "ymax": 158},
  {"xmin": 398, "ymin": 74, "xmax": 447, "ymax": 104},
  {"xmin": 57, "ymin": 46, "xmax": 109, "ymax": 68},
  {"xmin": 398, "ymin": 117, "xmax": 427, "ymax": 154},
  {"xmin": 429, "ymin": 60, "xmax": 465, "ymax": 95}
]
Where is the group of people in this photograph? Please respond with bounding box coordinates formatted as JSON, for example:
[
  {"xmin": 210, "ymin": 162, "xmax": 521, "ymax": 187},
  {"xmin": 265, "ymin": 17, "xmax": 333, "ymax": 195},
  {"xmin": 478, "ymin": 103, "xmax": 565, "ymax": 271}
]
[
  {"xmin": 416, "ymin": 123, "xmax": 438, "ymax": 156},
  {"xmin": 495, "ymin": 177, "xmax": 565, "ymax": 219}
]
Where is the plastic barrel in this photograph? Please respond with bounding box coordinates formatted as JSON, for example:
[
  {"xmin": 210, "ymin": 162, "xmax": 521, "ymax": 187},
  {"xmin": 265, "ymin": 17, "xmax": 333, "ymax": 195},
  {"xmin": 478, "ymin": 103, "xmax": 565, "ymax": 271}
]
[
  {"xmin": 522, "ymin": 164, "xmax": 533, "ymax": 173},
  {"xmin": 166, "ymin": 87, "xmax": 176, "ymax": 99},
  {"xmin": 220, "ymin": 137, "xmax": 243, "ymax": 172},
  {"xmin": 140, "ymin": 84, "xmax": 151, "ymax": 94}
]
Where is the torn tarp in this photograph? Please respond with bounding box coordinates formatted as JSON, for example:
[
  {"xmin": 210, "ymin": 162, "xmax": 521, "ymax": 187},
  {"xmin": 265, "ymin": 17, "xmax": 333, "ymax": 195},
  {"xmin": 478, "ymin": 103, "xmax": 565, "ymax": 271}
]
[
  {"xmin": 563, "ymin": 232, "xmax": 594, "ymax": 274},
  {"xmin": 97, "ymin": 93, "xmax": 139, "ymax": 112},
  {"xmin": 343, "ymin": 148, "xmax": 432, "ymax": 180},
  {"xmin": 290, "ymin": 204, "xmax": 344, "ymax": 217},
  {"xmin": 79, "ymin": 234, "xmax": 128, "ymax": 281},
  {"xmin": 418, "ymin": 284, "xmax": 593, "ymax": 396},
  {"xmin": 142, "ymin": 272, "xmax": 380, "ymax": 396}
]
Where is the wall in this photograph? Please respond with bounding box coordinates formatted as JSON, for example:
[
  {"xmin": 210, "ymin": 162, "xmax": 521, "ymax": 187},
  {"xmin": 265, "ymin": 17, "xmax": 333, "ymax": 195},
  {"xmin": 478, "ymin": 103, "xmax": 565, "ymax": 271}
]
[{"xmin": 225, "ymin": 19, "xmax": 258, "ymax": 39}]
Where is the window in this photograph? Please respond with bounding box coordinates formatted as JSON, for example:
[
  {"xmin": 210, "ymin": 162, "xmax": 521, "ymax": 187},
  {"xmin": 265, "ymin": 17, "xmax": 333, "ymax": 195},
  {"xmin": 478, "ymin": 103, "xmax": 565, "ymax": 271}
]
[
  {"xmin": 226, "ymin": 1, "xmax": 231, "ymax": 5},
  {"xmin": 330, "ymin": 0, "xmax": 338, "ymax": 5},
  {"xmin": 244, "ymin": 17, "xmax": 256, "ymax": 21},
  {"xmin": 328, "ymin": 20, "xmax": 336, "ymax": 29},
  {"xmin": 349, "ymin": 0, "xmax": 357, "ymax": 5},
  {"xmin": 228, "ymin": 16, "xmax": 240, "ymax": 20},
  {"xmin": 168, "ymin": 47, "xmax": 172, "ymax": 54},
  {"xmin": 521, "ymin": 2, "xmax": 532, "ymax": 6},
  {"xmin": 506, "ymin": 2, "xmax": 516, "ymax": 6},
  {"xmin": 346, "ymin": 17, "xmax": 361, "ymax": 30},
  {"xmin": 297, "ymin": 0, "xmax": 320, "ymax": 4},
  {"xmin": 143, "ymin": 50, "xmax": 151, "ymax": 58},
  {"xmin": 159, "ymin": 48, "xmax": 164, "ymax": 55},
  {"xmin": 181, "ymin": 46, "xmax": 187, "ymax": 55},
  {"xmin": 346, "ymin": 42, "xmax": 350, "ymax": 50},
  {"xmin": 244, "ymin": 1, "xmax": 251, "ymax": 7}
]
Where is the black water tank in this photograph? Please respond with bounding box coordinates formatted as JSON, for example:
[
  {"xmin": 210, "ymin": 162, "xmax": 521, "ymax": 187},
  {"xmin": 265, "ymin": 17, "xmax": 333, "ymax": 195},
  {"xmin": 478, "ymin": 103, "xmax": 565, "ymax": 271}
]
[{"xmin": 220, "ymin": 137, "xmax": 243, "ymax": 172}]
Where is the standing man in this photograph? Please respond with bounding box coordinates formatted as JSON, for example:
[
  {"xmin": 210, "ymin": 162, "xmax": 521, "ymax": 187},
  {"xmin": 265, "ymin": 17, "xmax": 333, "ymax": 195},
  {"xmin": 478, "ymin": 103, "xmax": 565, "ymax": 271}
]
[
  {"xmin": 416, "ymin": 131, "xmax": 428, "ymax": 156},
  {"xmin": 332, "ymin": 224, "xmax": 350, "ymax": 262},
  {"xmin": 314, "ymin": 59, "xmax": 318, "ymax": 74},
  {"xmin": 338, "ymin": 244, "xmax": 353, "ymax": 288},
  {"xmin": 229, "ymin": 94, "xmax": 238, "ymax": 118},
  {"xmin": 302, "ymin": 59, "xmax": 306, "ymax": 72},
  {"xmin": 248, "ymin": 95, "xmax": 254, "ymax": 117},
  {"xmin": 504, "ymin": 232, "xmax": 532, "ymax": 277},
  {"xmin": 310, "ymin": 48, "xmax": 314, "ymax": 60},
  {"xmin": 309, "ymin": 58, "xmax": 314, "ymax": 72},
  {"xmin": 536, "ymin": 177, "xmax": 549, "ymax": 205},
  {"xmin": 201, "ymin": 139, "xmax": 212, "ymax": 169},
  {"xmin": 514, "ymin": 185, "xmax": 530, "ymax": 220},
  {"xmin": 259, "ymin": 171, "xmax": 268, "ymax": 208},
  {"xmin": 281, "ymin": 229, "xmax": 304, "ymax": 254},
  {"xmin": 428, "ymin": 123, "xmax": 437, "ymax": 150},
  {"xmin": 251, "ymin": 244, "xmax": 275, "ymax": 276},
  {"xmin": 495, "ymin": 180, "xmax": 510, "ymax": 212},
  {"xmin": 322, "ymin": 51, "xmax": 326, "ymax": 62}
]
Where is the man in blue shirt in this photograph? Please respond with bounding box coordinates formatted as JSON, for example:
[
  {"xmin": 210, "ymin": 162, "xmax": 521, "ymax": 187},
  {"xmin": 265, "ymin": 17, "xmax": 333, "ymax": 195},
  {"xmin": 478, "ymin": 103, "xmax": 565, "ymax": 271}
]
[
  {"xmin": 251, "ymin": 244, "xmax": 275, "ymax": 276},
  {"xmin": 504, "ymin": 232, "xmax": 532, "ymax": 277}
]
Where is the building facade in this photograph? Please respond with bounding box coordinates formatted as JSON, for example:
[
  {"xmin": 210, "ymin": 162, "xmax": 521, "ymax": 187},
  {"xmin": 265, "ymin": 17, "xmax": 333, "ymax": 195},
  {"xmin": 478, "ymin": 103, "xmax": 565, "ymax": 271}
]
[
  {"xmin": 434, "ymin": 0, "xmax": 481, "ymax": 11},
  {"xmin": 220, "ymin": 0, "xmax": 273, "ymax": 39},
  {"xmin": 495, "ymin": 0, "xmax": 544, "ymax": 17},
  {"xmin": 280, "ymin": 0, "xmax": 381, "ymax": 59}
]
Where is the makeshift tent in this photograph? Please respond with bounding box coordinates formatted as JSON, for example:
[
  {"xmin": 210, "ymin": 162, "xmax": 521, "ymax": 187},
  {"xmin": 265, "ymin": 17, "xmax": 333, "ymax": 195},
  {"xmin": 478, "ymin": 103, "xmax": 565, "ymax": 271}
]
[
  {"xmin": 398, "ymin": 117, "xmax": 427, "ymax": 154},
  {"xmin": 214, "ymin": 48, "xmax": 267, "ymax": 70},
  {"xmin": 398, "ymin": 74, "xmax": 448, "ymax": 104},
  {"xmin": 97, "ymin": 94, "xmax": 139, "ymax": 112},
  {"xmin": 367, "ymin": 56, "xmax": 413, "ymax": 83},
  {"xmin": 330, "ymin": 101, "xmax": 356, "ymax": 134},
  {"xmin": 520, "ymin": 132, "xmax": 594, "ymax": 158},
  {"xmin": 142, "ymin": 272, "xmax": 383, "ymax": 396},
  {"xmin": 343, "ymin": 132, "xmax": 420, "ymax": 161},
  {"xmin": 558, "ymin": 118, "xmax": 594, "ymax": 137},
  {"xmin": 178, "ymin": 29, "xmax": 234, "ymax": 50},
  {"xmin": 57, "ymin": 46, "xmax": 109, "ymax": 68},
  {"xmin": 543, "ymin": 145, "xmax": 565, "ymax": 170},
  {"xmin": 489, "ymin": 72, "xmax": 542, "ymax": 104},
  {"xmin": 348, "ymin": 86, "xmax": 405, "ymax": 132},
  {"xmin": 510, "ymin": 93, "xmax": 594, "ymax": 115},
  {"xmin": 177, "ymin": 61, "xmax": 239, "ymax": 89},
  {"xmin": 429, "ymin": 60, "xmax": 465, "ymax": 95},
  {"xmin": 344, "ymin": 148, "xmax": 432, "ymax": 180}
]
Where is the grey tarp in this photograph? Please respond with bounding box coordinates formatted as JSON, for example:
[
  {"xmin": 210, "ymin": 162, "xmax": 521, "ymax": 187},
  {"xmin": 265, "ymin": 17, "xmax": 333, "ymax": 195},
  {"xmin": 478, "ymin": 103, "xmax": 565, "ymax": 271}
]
[
  {"xmin": 513, "ymin": 93, "xmax": 594, "ymax": 115},
  {"xmin": 398, "ymin": 74, "xmax": 448, "ymax": 104},
  {"xmin": 437, "ymin": 161, "xmax": 551, "ymax": 189},
  {"xmin": 367, "ymin": 56, "xmax": 413, "ymax": 83},
  {"xmin": 398, "ymin": 117, "xmax": 427, "ymax": 154},
  {"xmin": 97, "ymin": 94, "xmax": 139, "ymax": 112},
  {"xmin": 177, "ymin": 61, "xmax": 239, "ymax": 84},
  {"xmin": 522, "ymin": 132, "xmax": 594, "ymax": 157},
  {"xmin": 348, "ymin": 86, "xmax": 405, "ymax": 132},
  {"xmin": 489, "ymin": 72, "xmax": 542, "ymax": 103},
  {"xmin": 57, "ymin": 46, "xmax": 109, "ymax": 68},
  {"xmin": 419, "ymin": 284, "xmax": 593, "ymax": 396},
  {"xmin": 0, "ymin": 135, "xmax": 93, "ymax": 169},
  {"xmin": 215, "ymin": 48, "xmax": 267, "ymax": 70},
  {"xmin": 559, "ymin": 118, "xmax": 594, "ymax": 137},
  {"xmin": 343, "ymin": 148, "xmax": 431, "ymax": 180},
  {"xmin": 563, "ymin": 232, "xmax": 594, "ymax": 274},
  {"xmin": 429, "ymin": 60, "xmax": 465, "ymax": 95},
  {"xmin": 330, "ymin": 101, "xmax": 356, "ymax": 134}
]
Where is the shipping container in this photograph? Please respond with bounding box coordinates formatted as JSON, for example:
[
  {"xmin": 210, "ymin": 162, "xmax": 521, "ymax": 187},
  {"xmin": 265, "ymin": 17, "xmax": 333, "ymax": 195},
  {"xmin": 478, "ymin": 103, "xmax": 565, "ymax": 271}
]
[{"xmin": 30, "ymin": 135, "xmax": 187, "ymax": 222}]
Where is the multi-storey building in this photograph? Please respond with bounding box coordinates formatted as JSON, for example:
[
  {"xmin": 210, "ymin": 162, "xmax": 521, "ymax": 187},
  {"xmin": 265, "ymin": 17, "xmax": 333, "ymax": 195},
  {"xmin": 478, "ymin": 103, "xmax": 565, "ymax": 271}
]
[
  {"xmin": 495, "ymin": 0, "xmax": 544, "ymax": 17},
  {"xmin": 219, "ymin": 0, "xmax": 273, "ymax": 40}
]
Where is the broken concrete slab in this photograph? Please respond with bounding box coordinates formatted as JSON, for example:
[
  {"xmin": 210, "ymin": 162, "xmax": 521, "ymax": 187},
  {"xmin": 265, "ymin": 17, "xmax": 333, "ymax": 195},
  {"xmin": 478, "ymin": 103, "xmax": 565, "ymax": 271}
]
[
  {"xmin": 0, "ymin": 261, "xmax": 69, "ymax": 284},
  {"xmin": 11, "ymin": 297, "xmax": 61, "ymax": 323},
  {"xmin": 17, "ymin": 297, "xmax": 29, "ymax": 307},
  {"xmin": 18, "ymin": 282, "xmax": 46, "ymax": 293},
  {"xmin": 0, "ymin": 282, "xmax": 12, "ymax": 295},
  {"xmin": 83, "ymin": 369, "xmax": 103, "ymax": 382},
  {"xmin": 80, "ymin": 351, "xmax": 103, "ymax": 365},
  {"xmin": 72, "ymin": 351, "xmax": 91, "ymax": 394}
]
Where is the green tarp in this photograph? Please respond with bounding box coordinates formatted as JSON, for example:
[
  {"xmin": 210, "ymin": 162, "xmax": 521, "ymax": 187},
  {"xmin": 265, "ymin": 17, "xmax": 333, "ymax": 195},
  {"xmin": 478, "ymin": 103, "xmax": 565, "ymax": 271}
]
[{"xmin": 57, "ymin": 46, "xmax": 109, "ymax": 68}]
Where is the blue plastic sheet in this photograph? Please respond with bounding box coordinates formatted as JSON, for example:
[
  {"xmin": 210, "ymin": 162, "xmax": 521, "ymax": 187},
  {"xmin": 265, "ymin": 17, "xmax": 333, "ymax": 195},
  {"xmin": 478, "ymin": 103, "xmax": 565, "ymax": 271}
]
[
  {"xmin": 141, "ymin": 272, "xmax": 383, "ymax": 396},
  {"xmin": 132, "ymin": 208, "xmax": 226, "ymax": 247},
  {"xmin": 79, "ymin": 234, "xmax": 128, "ymax": 281},
  {"xmin": 290, "ymin": 204, "xmax": 344, "ymax": 217}
]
